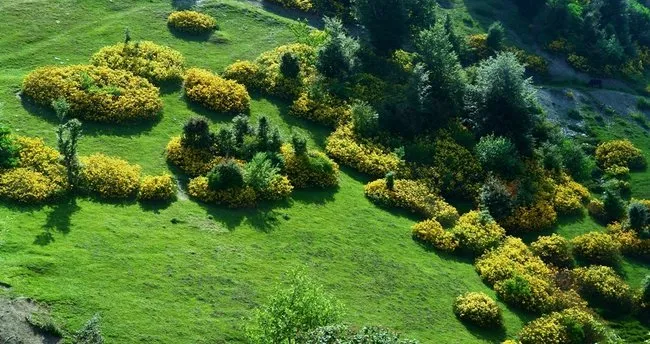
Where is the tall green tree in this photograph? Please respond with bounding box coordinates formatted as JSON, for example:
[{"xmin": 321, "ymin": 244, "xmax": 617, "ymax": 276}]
[
  {"xmin": 0, "ymin": 125, "xmax": 19, "ymax": 169},
  {"xmin": 53, "ymin": 98, "xmax": 83, "ymax": 190},
  {"xmin": 316, "ymin": 17, "xmax": 359, "ymax": 81}
]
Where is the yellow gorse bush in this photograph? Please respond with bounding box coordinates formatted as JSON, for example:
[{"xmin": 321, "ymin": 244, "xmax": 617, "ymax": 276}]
[
  {"xmin": 290, "ymin": 92, "xmax": 351, "ymax": 127},
  {"xmin": 503, "ymin": 200, "xmax": 557, "ymax": 233},
  {"xmin": 475, "ymin": 237, "xmax": 553, "ymax": 286},
  {"xmin": 411, "ymin": 219, "xmax": 459, "ymax": 252},
  {"xmin": 364, "ymin": 178, "xmax": 459, "ymax": 226},
  {"xmin": 91, "ymin": 41, "xmax": 185, "ymax": 83},
  {"xmin": 22, "ymin": 65, "xmax": 162, "ymax": 123},
  {"xmin": 138, "ymin": 174, "xmax": 176, "ymax": 201},
  {"xmin": 281, "ymin": 144, "xmax": 339, "ymax": 188},
  {"xmin": 187, "ymin": 176, "xmax": 257, "ymax": 208},
  {"xmin": 167, "ymin": 11, "xmax": 218, "ymax": 33},
  {"xmin": 571, "ymin": 231, "xmax": 621, "ymax": 266},
  {"xmin": 595, "ymin": 139, "xmax": 646, "ymax": 171},
  {"xmin": 607, "ymin": 222, "xmax": 650, "ymax": 259},
  {"xmin": 326, "ymin": 125, "xmax": 402, "ymax": 177},
  {"xmin": 530, "ymin": 234, "xmax": 573, "ymax": 268},
  {"xmin": 450, "ymin": 211, "xmax": 506, "ymax": 255},
  {"xmin": 265, "ymin": 0, "xmax": 314, "ymax": 11},
  {"xmin": 259, "ymin": 175, "xmax": 294, "ymax": 201},
  {"xmin": 453, "ymin": 292, "xmax": 502, "ymax": 328},
  {"xmin": 80, "ymin": 154, "xmax": 141, "ymax": 199},
  {"xmin": 573, "ymin": 265, "xmax": 633, "ymax": 308},
  {"xmin": 518, "ymin": 308, "xmax": 603, "ymax": 344},
  {"xmin": 165, "ymin": 136, "xmax": 221, "ymax": 177},
  {"xmin": 553, "ymin": 177, "xmax": 589, "ymax": 214},
  {"xmin": 0, "ymin": 168, "xmax": 63, "ymax": 203},
  {"xmin": 222, "ymin": 60, "xmax": 263, "ymax": 90},
  {"xmin": 184, "ymin": 68, "xmax": 251, "ymax": 113},
  {"xmin": 254, "ymin": 43, "xmax": 317, "ymax": 98}
]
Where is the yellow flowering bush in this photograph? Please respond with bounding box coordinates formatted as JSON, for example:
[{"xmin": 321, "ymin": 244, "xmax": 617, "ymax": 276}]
[
  {"xmin": 167, "ymin": 10, "xmax": 218, "ymax": 33},
  {"xmin": 567, "ymin": 54, "xmax": 591, "ymax": 73},
  {"xmin": 223, "ymin": 60, "xmax": 263, "ymax": 90},
  {"xmin": 22, "ymin": 65, "xmax": 163, "ymax": 123},
  {"xmin": 15, "ymin": 136, "xmax": 67, "ymax": 187},
  {"xmin": 165, "ymin": 136, "xmax": 221, "ymax": 177},
  {"xmin": 259, "ymin": 175, "xmax": 293, "ymax": 201},
  {"xmin": 90, "ymin": 41, "xmax": 185, "ymax": 82},
  {"xmin": 325, "ymin": 125, "xmax": 402, "ymax": 177},
  {"xmin": 290, "ymin": 92, "xmax": 351, "ymax": 127},
  {"xmin": 553, "ymin": 178, "xmax": 589, "ymax": 215},
  {"xmin": 184, "ymin": 68, "xmax": 250, "ymax": 113},
  {"xmin": 587, "ymin": 199, "xmax": 606, "ymax": 222},
  {"xmin": 0, "ymin": 168, "xmax": 63, "ymax": 203},
  {"xmin": 507, "ymin": 47, "xmax": 549, "ymax": 75},
  {"xmin": 80, "ymin": 154, "xmax": 141, "ymax": 199},
  {"xmin": 187, "ymin": 176, "xmax": 257, "ymax": 208},
  {"xmin": 255, "ymin": 43, "xmax": 317, "ymax": 98},
  {"xmin": 264, "ymin": 0, "xmax": 314, "ymax": 11},
  {"xmin": 571, "ymin": 232, "xmax": 621, "ymax": 266},
  {"xmin": 595, "ymin": 140, "xmax": 646, "ymax": 171},
  {"xmin": 138, "ymin": 174, "xmax": 176, "ymax": 201},
  {"xmin": 475, "ymin": 237, "xmax": 553, "ymax": 286},
  {"xmin": 453, "ymin": 292, "xmax": 502, "ymax": 328},
  {"xmin": 494, "ymin": 273, "xmax": 558, "ymax": 313},
  {"xmin": 364, "ymin": 179, "xmax": 459, "ymax": 226},
  {"xmin": 450, "ymin": 211, "xmax": 506, "ymax": 255},
  {"xmin": 573, "ymin": 265, "xmax": 633, "ymax": 310},
  {"xmin": 547, "ymin": 38, "xmax": 570, "ymax": 53},
  {"xmin": 411, "ymin": 219, "xmax": 458, "ymax": 252},
  {"xmin": 503, "ymin": 200, "xmax": 557, "ymax": 233},
  {"xmin": 281, "ymin": 144, "xmax": 339, "ymax": 188},
  {"xmin": 518, "ymin": 308, "xmax": 610, "ymax": 344},
  {"xmin": 427, "ymin": 136, "xmax": 482, "ymax": 198},
  {"xmin": 468, "ymin": 34, "xmax": 489, "ymax": 60},
  {"xmin": 607, "ymin": 222, "xmax": 650, "ymax": 259},
  {"xmin": 530, "ymin": 234, "xmax": 573, "ymax": 268}
]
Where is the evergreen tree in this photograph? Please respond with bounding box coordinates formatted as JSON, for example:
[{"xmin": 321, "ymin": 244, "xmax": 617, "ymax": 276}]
[
  {"xmin": 53, "ymin": 98, "xmax": 82, "ymax": 190},
  {"xmin": 316, "ymin": 17, "xmax": 359, "ymax": 81}
]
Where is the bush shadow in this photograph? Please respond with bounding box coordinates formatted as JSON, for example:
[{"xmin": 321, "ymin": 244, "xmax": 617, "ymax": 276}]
[
  {"xmin": 138, "ymin": 199, "xmax": 175, "ymax": 213},
  {"xmin": 457, "ymin": 321, "xmax": 507, "ymax": 343},
  {"xmin": 290, "ymin": 186, "xmax": 337, "ymax": 205},
  {"xmin": 168, "ymin": 27, "xmax": 216, "ymax": 43}
]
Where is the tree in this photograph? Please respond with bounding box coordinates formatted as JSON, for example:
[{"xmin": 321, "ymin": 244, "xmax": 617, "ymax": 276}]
[
  {"xmin": 351, "ymin": 100, "xmax": 379, "ymax": 137},
  {"xmin": 74, "ymin": 314, "xmax": 104, "ymax": 344},
  {"xmin": 415, "ymin": 22, "xmax": 466, "ymax": 129},
  {"xmin": 182, "ymin": 116, "xmax": 212, "ymax": 149},
  {"xmin": 0, "ymin": 125, "xmax": 19, "ymax": 169},
  {"xmin": 479, "ymin": 176, "xmax": 513, "ymax": 221},
  {"xmin": 124, "ymin": 27, "xmax": 132, "ymax": 44},
  {"xmin": 207, "ymin": 160, "xmax": 245, "ymax": 190},
  {"xmin": 642, "ymin": 274, "xmax": 650, "ymax": 304},
  {"xmin": 53, "ymin": 98, "xmax": 82, "ymax": 190},
  {"xmin": 627, "ymin": 202, "xmax": 648, "ymax": 233},
  {"xmin": 486, "ymin": 22, "xmax": 505, "ymax": 52},
  {"xmin": 291, "ymin": 131, "xmax": 308, "ymax": 156},
  {"xmin": 444, "ymin": 14, "xmax": 465, "ymax": 63},
  {"xmin": 245, "ymin": 153, "xmax": 280, "ymax": 192},
  {"xmin": 280, "ymin": 52, "xmax": 300, "ymax": 79},
  {"xmin": 246, "ymin": 270, "xmax": 343, "ymax": 344},
  {"xmin": 316, "ymin": 17, "xmax": 359, "ymax": 81},
  {"xmin": 475, "ymin": 135, "xmax": 519, "ymax": 178},
  {"xmin": 602, "ymin": 186, "xmax": 626, "ymax": 222},
  {"xmin": 465, "ymin": 52, "xmax": 539, "ymax": 154}
]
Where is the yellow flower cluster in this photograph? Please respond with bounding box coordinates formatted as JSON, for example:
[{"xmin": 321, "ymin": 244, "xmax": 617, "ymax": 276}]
[
  {"xmin": 507, "ymin": 47, "xmax": 549, "ymax": 75},
  {"xmin": 222, "ymin": 60, "xmax": 263, "ymax": 90},
  {"xmin": 573, "ymin": 265, "xmax": 632, "ymax": 308},
  {"xmin": 530, "ymin": 234, "xmax": 573, "ymax": 268},
  {"xmin": 547, "ymin": 38, "xmax": 570, "ymax": 53},
  {"xmin": 259, "ymin": 175, "xmax": 293, "ymax": 201},
  {"xmin": 453, "ymin": 292, "xmax": 502, "ymax": 328},
  {"xmin": 503, "ymin": 200, "xmax": 557, "ymax": 233},
  {"xmin": 587, "ymin": 198, "xmax": 606, "ymax": 221},
  {"xmin": 167, "ymin": 10, "xmax": 218, "ymax": 33},
  {"xmin": 411, "ymin": 219, "xmax": 459, "ymax": 252},
  {"xmin": 138, "ymin": 174, "xmax": 176, "ymax": 201},
  {"xmin": 281, "ymin": 144, "xmax": 339, "ymax": 188},
  {"xmin": 165, "ymin": 136, "xmax": 220, "ymax": 177},
  {"xmin": 451, "ymin": 211, "xmax": 506, "ymax": 255},
  {"xmin": 325, "ymin": 125, "xmax": 402, "ymax": 177},
  {"xmin": 264, "ymin": 0, "xmax": 314, "ymax": 11},
  {"xmin": 571, "ymin": 232, "xmax": 621, "ymax": 266},
  {"xmin": 290, "ymin": 92, "xmax": 351, "ymax": 127},
  {"xmin": 468, "ymin": 34, "xmax": 489, "ymax": 59},
  {"xmin": 184, "ymin": 68, "xmax": 251, "ymax": 114},
  {"xmin": 80, "ymin": 154, "xmax": 141, "ymax": 199},
  {"xmin": 187, "ymin": 176, "xmax": 257, "ymax": 208},
  {"xmin": 16, "ymin": 136, "xmax": 65, "ymax": 181},
  {"xmin": 607, "ymin": 222, "xmax": 650, "ymax": 259},
  {"xmin": 595, "ymin": 139, "xmax": 646, "ymax": 171},
  {"xmin": 553, "ymin": 178, "xmax": 589, "ymax": 215},
  {"xmin": 364, "ymin": 179, "xmax": 459, "ymax": 226},
  {"xmin": 518, "ymin": 308, "xmax": 602, "ymax": 344},
  {"xmin": 254, "ymin": 44, "xmax": 317, "ymax": 98},
  {"xmin": 90, "ymin": 41, "xmax": 185, "ymax": 82},
  {"xmin": 22, "ymin": 65, "xmax": 162, "ymax": 123}
]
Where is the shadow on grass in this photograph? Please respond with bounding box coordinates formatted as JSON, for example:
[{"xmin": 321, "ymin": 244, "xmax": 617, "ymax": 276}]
[
  {"xmin": 291, "ymin": 186, "xmax": 337, "ymax": 205},
  {"xmin": 171, "ymin": 0, "xmax": 197, "ymax": 10},
  {"xmin": 168, "ymin": 27, "xmax": 227, "ymax": 44},
  {"xmin": 458, "ymin": 321, "xmax": 508, "ymax": 343},
  {"xmin": 184, "ymin": 97, "xmax": 248, "ymax": 125},
  {"xmin": 35, "ymin": 197, "xmax": 80, "ymax": 246},
  {"xmin": 139, "ymin": 199, "xmax": 175, "ymax": 213}
]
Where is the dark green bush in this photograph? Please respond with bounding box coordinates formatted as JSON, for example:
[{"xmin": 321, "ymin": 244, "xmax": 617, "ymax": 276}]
[
  {"xmin": 628, "ymin": 202, "xmax": 649, "ymax": 232},
  {"xmin": 244, "ymin": 153, "xmax": 280, "ymax": 192},
  {"xmin": 74, "ymin": 314, "xmax": 104, "ymax": 344},
  {"xmin": 385, "ymin": 171, "xmax": 395, "ymax": 191},
  {"xmin": 280, "ymin": 52, "xmax": 300, "ymax": 79},
  {"xmin": 486, "ymin": 21, "xmax": 505, "ymax": 52},
  {"xmin": 182, "ymin": 116, "xmax": 213, "ymax": 149},
  {"xmin": 643, "ymin": 274, "xmax": 650, "ymax": 304},
  {"xmin": 0, "ymin": 125, "xmax": 19, "ymax": 169},
  {"xmin": 207, "ymin": 160, "xmax": 244, "ymax": 190},
  {"xmin": 479, "ymin": 176, "xmax": 512, "ymax": 221},
  {"xmin": 300, "ymin": 325, "xmax": 418, "ymax": 344},
  {"xmin": 291, "ymin": 132, "xmax": 308, "ymax": 156},
  {"xmin": 475, "ymin": 135, "xmax": 519, "ymax": 177},
  {"xmin": 351, "ymin": 100, "xmax": 378, "ymax": 137}
]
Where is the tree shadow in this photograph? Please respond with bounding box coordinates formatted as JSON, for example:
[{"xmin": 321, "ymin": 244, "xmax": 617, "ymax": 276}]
[
  {"xmin": 184, "ymin": 97, "xmax": 247, "ymax": 124},
  {"xmin": 34, "ymin": 197, "xmax": 80, "ymax": 246},
  {"xmin": 158, "ymin": 79, "xmax": 183, "ymax": 95}
]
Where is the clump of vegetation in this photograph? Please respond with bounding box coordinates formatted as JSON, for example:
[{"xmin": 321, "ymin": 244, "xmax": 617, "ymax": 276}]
[
  {"xmin": 595, "ymin": 139, "xmax": 646, "ymax": 172},
  {"xmin": 300, "ymin": 325, "xmax": 419, "ymax": 344},
  {"xmin": 167, "ymin": 10, "xmax": 217, "ymax": 34},
  {"xmin": 450, "ymin": 211, "xmax": 506, "ymax": 255},
  {"xmin": 138, "ymin": 175, "xmax": 176, "ymax": 201},
  {"xmin": 74, "ymin": 313, "xmax": 104, "ymax": 344},
  {"xmin": 80, "ymin": 154, "xmax": 142, "ymax": 199},
  {"xmin": 184, "ymin": 68, "xmax": 251, "ymax": 113},
  {"xmin": 453, "ymin": 292, "xmax": 503, "ymax": 328},
  {"xmin": 571, "ymin": 232, "xmax": 622, "ymax": 267},
  {"xmin": 573, "ymin": 265, "xmax": 633, "ymax": 312},
  {"xmin": 531, "ymin": 234, "xmax": 574, "ymax": 268},
  {"xmin": 517, "ymin": 308, "xmax": 619, "ymax": 344},
  {"xmin": 0, "ymin": 125, "xmax": 19, "ymax": 169}
]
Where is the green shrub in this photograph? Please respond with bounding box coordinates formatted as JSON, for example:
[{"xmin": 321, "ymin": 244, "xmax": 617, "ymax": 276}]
[
  {"xmin": 486, "ymin": 21, "xmax": 505, "ymax": 52},
  {"xmin": 300, "ymin": 325, "xmax": 419, "ymax": 344},
  {"xmin": 571, "ymin": 232, "xmax": 621, "ymax": 266},
  {"xmin": 90, "ymin": 41, "xmax": 185, "ymax": 82},
  {"xmin": 638, "ymin": 97, "xmax": 650, "ymax": 111},
  {"xmin": 479, "ymin": 176, "xmax": 513, "ymax": 221},
  {"xmin": 453, "ymin": 292, "xmax": 502, "ymax": 328},
  {"xmin": 138, "ymin": 174, "xmax": 176, "ymax": 202},
  {"xmin": 80, "ymin": 154, "xmax": 141, "ymax": 199},
  {"xmin": 0, "ymin": 125, "xmax": 19, "ymax": 168},
  {"xmin": 351, "ymin": 100, "xmax": 379, "ymax": 137},
  {"xmin": 280, "ymin": 52, "xmax": 300, "ymax": 78},
  {"xmin": 167, "ymin": 10, "xmax": 217, "ymax": 34},
  {"xmin": 281, "ymin": 144, "xmax": 339, "ymax": 188},
  {"xmin": 531, "ymin": 234, "xmax": 574, "ymax": 268},
  {"xmin": 642, "ymin": 275, "xmax": 650, "ymax": 304},
  {"xmin": 182, "ymin": 116, "xmax": 213, "ymax": 149},
  {"xmin": 518, "ymin": 308, "xmax": 618, "ymax": 344},
  {"xmin": 602, "ymin": 187, "xmax": 626, "ymax": 223},
  {"xmin": 595, "ymin": 139, "xmax": 646, "ymax": 171},
  {"xmin": 244, "ymin": 153, "xmax": 280, "ymax": 192},
  {"xmin": 316, "ymin": 17, "xmax": 359, "ymax": 81},
  {"xmin": 627, "ymin": 201, "xmax": 649, "ymax": 232},
  {"xmin": 475, "ymin": 135, "xmax": 519, "ymax": 177},
  {"xmin": 207, "ymin": 160, "xmax": 245, "ymax": 190},
  {"xmin": 74, "ymin": 314, "xmax": 104, "ymax": 344}
]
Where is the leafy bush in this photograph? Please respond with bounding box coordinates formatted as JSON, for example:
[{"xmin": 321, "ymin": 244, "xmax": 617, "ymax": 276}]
[
  {"xmin": 411, "ymin": 219, "xmax": 458, "ymax": 252},
  {"xmin": 364, "ymin": 179, "xmax": 459, "ymax": 226},
  {"xmin": 166, "ymin": 136, "xmax": 220, "ymax": 176},
  {"xmin": 255, "ymin": 43, "xmax": 317, "ymax": 98},
  {"xmin": 453, "ymin": 292, "xmax": 502, "ymax": 328},
  {"xmin": 450, "ymin": 211, "xmax": 506, "ymax": 255},
  {"xmin": 207, "ymin": 160, "xmax": 245, "ymax": 190},
  {"xmin": 0, "ymin": 126, "xmax": 19, "ymax": 168},
  {"xmin": 588, "ymin": 199, "xmax": 607, "ymax": 222},
  {"xmin": 486, "ymin": 22, "xmax": 505, "ymax": 52},
  {"xmin": 479, "ymin": 176, "xmax": 513, "ymax": 221},
  {"xmin": 290, "ymin": 92, "xmax": 351, "ymax": 127},
  {"xmin": 494, "ymin": 273, "xmax": 557, "ymax": 313},
  {"xmin": 326, "ymin": 125, "xmax": 401, "ymax": 177},
  {"xmin": 90, "ymin": 41, "xmax": 185, "ymax": 82},
  {"xmin": 602, "ymin": 187, "xmax": 626, "ymax": 223},
  {"xmin": 184, "ymin": 68, "xmax": 250, "ymax": 113},
  {"xmin": 426, "ymin": 136, "xmax": 483, "ymax": 198},
  {"xmin": 595, "ymin": 140, "xmax": 646, "ymax": 171},
  {"xmin": 280, "ymin": 52, "xmax": 301, "ymax": 78},
  {"xmin": 606, "ymin": 222, "xmax": 650, "ymax": 259},
  {"xmin": 258, "ymin": 175, "xmax": 293, "ymax": 201},
  {"xmin": 571, "ymin": 232, "xmax": 622, "ymax": 266},
  {"xmin": 281, "ymin": 144, "xmax": 339, "ymax": 188},
  {"xmin": 244, "ymin": 153, "xmax": 280, "ymax": 192},
  {"xmin": 531, "ymin": 234, "xmax": 574, "ymax": 268},
  {"xmin": 22, "ymin": 65, "xmax": 162, "ymax": 123},
  {"xmin": 475, "ymin": 135, "xmax": 519, "ymax": 177},
  {"xmin": 264, "ymin": 0, "xmax": 313, "ymax": 11},
  {"xmin": 138, "ymin": 174, "xmax": 176, "ymax": 201},
  {"xmin": 351, "ymin": 100, "xmax": 379, "ymax": 137},
  {"xmin": 80, "ymin": 154, "xmax": 141, "ymax": 199},
  {"xmin": 246, "ymin": 270, "xmax": 343, "ymax": 344},
  {"xmin": 187, "ymin": 176, "xmax": 257, "ymax": 208},
  {"xmin": 316, "ymin": 17, "xmax": 360, "ymax": 81},
  {"xmin": 167, "ymin": 10, "xmax": 217, "ymax": 33},
  {"xmin": 518, "ymin": 308, "xmax": 619, "ymax": 344},
  {"xmin": 573, "ymin": 265, "xmax": 633, "ymax": 311},
  {"xmin": 74, "ymin": 314, "xmax": 104, "ymax": 344},
  {"xmin": 182, "ymin": 116, "xmax": 213, "ymax": 149},
  {"xmin": 642, "ymin": 275, "xmax": 650, "ymax": 305}
]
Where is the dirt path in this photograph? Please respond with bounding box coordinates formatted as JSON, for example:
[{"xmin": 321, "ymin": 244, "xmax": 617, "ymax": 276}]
[{"xmin": 0, "ymin": 297, "xmax": 61, "ymax": 344}]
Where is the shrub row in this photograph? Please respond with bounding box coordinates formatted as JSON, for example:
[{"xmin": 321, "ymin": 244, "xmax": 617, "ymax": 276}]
[
  {"xmin": 264, "ymin": 0, "xmax": 313, "ymax": 12},
  {"xmin": 573, "ymin": 265, "xmax": 633, "ymax": 311},
  {"xmin": 184, "ymin": 68, "xmax": 251, "ymax": 114},
  {"xmin": 167, "ymin": 10, "xmax": 217, "ymax": 34},
  {"xmin": 22, "ymin": 65, "xmax": 162, "ymax": 123},
  {"xmin": 165, "ymin": 136, "xmax": 221, "ymax": 177},
  {"xmin": 571, "ymin": 232, "xmax": 622, "ymax": 267},
  {"xmin": 607, "ymin": 222, "xmax": 650, "ymax": 260}
]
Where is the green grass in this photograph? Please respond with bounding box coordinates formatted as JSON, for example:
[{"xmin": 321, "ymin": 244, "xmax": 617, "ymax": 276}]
[{"xmin": 0, "ymin": 0, "xmax": 530, "ymax": 343}]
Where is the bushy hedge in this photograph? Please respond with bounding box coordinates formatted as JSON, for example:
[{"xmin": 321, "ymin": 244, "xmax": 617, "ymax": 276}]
[
  {"xmin": 138, "ymin": 175, "xmax": 176, "ymax": 201},
  {"xmin": 518, "ymin": 308, "xmax": 618, "ymax": 344},
  {"xmin": 168, "ymin": 11, "xmax": 218, "ymax": 34},
  {"xmin": 450, "ymin": 211, "xmax": 506, "ymax": 255},
  {"xmin": 165, "ymin": 136, "xmax": 221, "ymax": 177},
  {"xmin": 290, "ymin": 92, "xmax": 351, "ymax": 127},
  {"xmin": 184, "ymin": 68, "xmax": 250, "ymax": 113},
  {"xmin": 281, "ymin": 144, "xmax": 339, "ymax": 188},
  {"xmin": 80, "ymin": 154, "xmax": 141, "ymax": 199},
  {"xmin": 531, "ymin": 234, "xmax": 574, "ymax": 268},
  {"xmin": 411, "ymin": 219, "xmax": 458, "ymax": 252},
  {"xmin": 326, "ymin": 125, "xmax": 402, "ymax": 177},
  {"xmin": 22, "ymin": 65, "xmax": 162, "ymax": 123},
  {"xmin": 187, "ymin": 176, "xmax": 257, "ymax": 208},
  {"xmin": 573, "ymin": 265, "xmax": 633, "ymax": 311},
  {"xmin": 90, "ymin": 41, "xmax": 185, "ymax": 82},
  {"xmin": 365, "ymin": 179, "xmax": 459, "ymax": 226},
  {"xmin": 453, "ymin": 292, "xmax": 503, "ymax": 328},
  {"xmin": 571, "ymin": 232, "xmax": 622, "ymax": 266},
  {"xmin": 595, "ymin": 139, "xmax": 646, "ymax": 172},
  {"xmin": 255, "ymin": 44, "xmax": 316, "ymax": 98}
]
